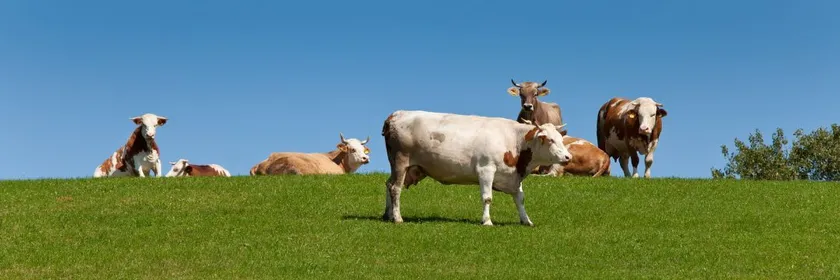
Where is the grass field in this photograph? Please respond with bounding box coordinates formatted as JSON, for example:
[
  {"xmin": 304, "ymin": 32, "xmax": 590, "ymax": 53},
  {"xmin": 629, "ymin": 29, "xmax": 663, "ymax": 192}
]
[{"xmin": 1, "ymin": 173, "xmax": 839, "ymax": 279}]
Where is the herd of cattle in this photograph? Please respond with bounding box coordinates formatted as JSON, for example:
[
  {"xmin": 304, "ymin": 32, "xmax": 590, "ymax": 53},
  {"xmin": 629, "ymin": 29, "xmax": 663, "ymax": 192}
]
[{"xmin": 92, "ymin": 79, "xmax": 667, "ymax": 226}]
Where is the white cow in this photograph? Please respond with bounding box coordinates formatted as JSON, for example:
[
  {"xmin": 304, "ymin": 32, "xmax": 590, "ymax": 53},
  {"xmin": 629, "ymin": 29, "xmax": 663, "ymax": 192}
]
[
  {"xmin": 380, "ymin": 110, "xmax": 572, "ymax": 226},
  {"xmin": 94, "ymin": 113, "xmax": 167, "ymax": 178}
]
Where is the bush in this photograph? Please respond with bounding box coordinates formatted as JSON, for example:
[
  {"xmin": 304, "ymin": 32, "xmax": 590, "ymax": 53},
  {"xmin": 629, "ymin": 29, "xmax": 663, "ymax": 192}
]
[{"xmin": 712, "ymin": 124, "xmax": 840, "ymax": 181}]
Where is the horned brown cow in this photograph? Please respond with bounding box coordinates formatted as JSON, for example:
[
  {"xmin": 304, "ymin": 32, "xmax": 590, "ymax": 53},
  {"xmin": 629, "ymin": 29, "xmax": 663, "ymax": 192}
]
[
  {"xmin": 250, "ymin": 133, "xmax": 371, "ymax": 175},
  {"xmin": 596, "ymin": 97, "xmax": 667, "ymax": 178}
]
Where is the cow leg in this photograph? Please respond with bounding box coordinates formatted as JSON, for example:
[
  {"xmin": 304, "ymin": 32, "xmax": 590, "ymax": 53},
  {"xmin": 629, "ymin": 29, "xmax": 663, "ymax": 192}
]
[
  {"xmin": 619, "ymin": 155, "xmax": 631, "ymax": 177},
  {"xmin": 478, "ymin": 166, "xmax": 496, "ymax": 226},
  {"xmin": 512, "ymin": 183, "xmax": 534, "ymax": 226},
  {"xmin": 154, "ymin": 160, "xmax": 162, "ymax": 178},
  {"xmin": 644, "ymin": 152, "xmax": 654, "ymax": 178},
  {"xmin": 136, "ymin": 163, "xmax": 146, "ymax": 178},
  {"xmin": 631, "ymin": 153, "xmax": 640, "ymax": 178},
  {"xmin": 384, "ymin": 153, "xmax": 409, "ymax": 223}
]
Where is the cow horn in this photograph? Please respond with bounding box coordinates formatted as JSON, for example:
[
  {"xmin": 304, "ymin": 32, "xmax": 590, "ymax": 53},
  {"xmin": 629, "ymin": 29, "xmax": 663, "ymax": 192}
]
[
  {"xmin": 519, "ymin": 118, "xmax": 533, "ymax": 125},
  {"xmin": 539, "ymin": 80, "xmax": 547, "ymax": 87},
  {"xmin": 510, "ymin": 79, "xmax": 520, "ymax": 87},
  {"xmin": 656, "ymin": 102, "xmax": 663, "ymax": 107},
  {"xmin": 361, "ymin": 136, "xmax": 370, "ymax": 145},
  {"xmin": 339, "ymin": 132, "xmax": 348, "ymax": 144}
]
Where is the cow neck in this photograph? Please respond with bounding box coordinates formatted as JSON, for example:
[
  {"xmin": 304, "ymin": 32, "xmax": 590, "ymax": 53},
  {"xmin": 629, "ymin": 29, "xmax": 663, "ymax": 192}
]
[
  {"xmin": 124, "ymin": 126, "xmax": 159, "ymax": 156},
  {"xmin": 326, "ymin": 149, "xmax": 353, "ymax": 173}
]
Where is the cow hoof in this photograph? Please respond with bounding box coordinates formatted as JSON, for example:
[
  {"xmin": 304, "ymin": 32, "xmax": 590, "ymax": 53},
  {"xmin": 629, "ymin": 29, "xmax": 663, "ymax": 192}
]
[
  {"xmin": 393, "ymin": 217, "xmax": 404, "ymax": 224},
  {"xmin": 482, "ymin": 220, "xmax": 493, "ymax": 226},
  {"xmin": 521, "ymin": 220, "xmax": 534, "ymax": 227},
  {"xmin": 632, "ymin": 174, "xmax": 639, "ymax": 178}
]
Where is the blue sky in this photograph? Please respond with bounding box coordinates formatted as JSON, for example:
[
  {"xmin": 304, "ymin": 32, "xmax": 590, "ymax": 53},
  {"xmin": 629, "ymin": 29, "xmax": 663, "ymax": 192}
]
[{"xmin": 1, "ymin": 0, "xmax": 838, "ymax": 179}]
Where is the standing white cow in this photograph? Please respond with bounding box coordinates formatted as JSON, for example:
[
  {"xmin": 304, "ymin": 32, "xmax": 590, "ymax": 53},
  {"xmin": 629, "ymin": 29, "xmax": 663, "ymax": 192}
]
[{"xmin": 380, "ymin": 110, "xmax": 573, "ymax": 226}]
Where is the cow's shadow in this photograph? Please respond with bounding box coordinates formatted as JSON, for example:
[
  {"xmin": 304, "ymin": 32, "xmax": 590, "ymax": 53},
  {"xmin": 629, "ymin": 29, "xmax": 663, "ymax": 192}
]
[{"xmin": 340, "ymin": 214, "xmax": 521, "ymax": 226}]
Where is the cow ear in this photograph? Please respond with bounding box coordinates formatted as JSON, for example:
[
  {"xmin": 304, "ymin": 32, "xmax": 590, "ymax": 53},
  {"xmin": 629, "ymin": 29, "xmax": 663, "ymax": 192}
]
[
  {"xmin": 524, "ymin": 127, "xmax": 540, "ymax": 141},
  {"xmin": 337, "ymin": 143, "xmax": 348, "ymax": 152},
  {"xmin": 184, "ymin": 166, "xmax": 193, "ymax": 173},
  {"xmin": 131, "ymin": 117, "xmax": 142, "ymax": 125},
  {"xmin": 627, "ymin": 110, "xmax": 637, "ymax": 119},
  {"xmin": 657, "ymin": 108, "xmax": 668, "ymax": 118},
  {"xmin": 507, "ymin": 87, "xmax": 520, "ymax": 96},
  {"xmin": 536, "ymin": 87, "xmax": 550, "ymax": 97},
  {"xmin": 157, "ymin": 117, "xmax": 167, "ymax": 126}
]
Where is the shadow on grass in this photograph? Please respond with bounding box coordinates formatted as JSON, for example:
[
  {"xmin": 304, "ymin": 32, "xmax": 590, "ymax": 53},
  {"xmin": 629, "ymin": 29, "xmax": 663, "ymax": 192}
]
[{"xmin": 341, "ymin": 214, "xmax": 522, "ymax": 226}]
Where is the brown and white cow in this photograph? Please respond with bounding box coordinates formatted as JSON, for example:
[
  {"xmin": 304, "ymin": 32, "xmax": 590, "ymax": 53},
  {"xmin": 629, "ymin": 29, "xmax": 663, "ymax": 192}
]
[
  {"xmin": 165, "ymin": 159, "xmax": 231, "ymax": 177},
  {"xmin": 93, "ymin": 113, "xmax": 168, "ymax": 178},
  {"xmin": 509, "ymin": 79, "xmax": 568, "ymax": 176},
  {"xmin": 250, "ymin": 133, "xmax": 371, "ymax": 175},
  {"xmin": 381, "ymin": 110, "xmax": 572, "ymax": 226},
  {"xmin": 541, "ymin": 136, "xmax": 611, "ymax": 177},
  {"xmin": 596, "ymin": 97, "xmax": 667, "ymax": 178}
]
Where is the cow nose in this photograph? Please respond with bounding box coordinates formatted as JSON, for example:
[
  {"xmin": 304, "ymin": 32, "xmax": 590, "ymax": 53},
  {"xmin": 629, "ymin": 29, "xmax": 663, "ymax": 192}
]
[
  {"xmin": 523, "ymin": 103, "xmax": 534, "ymax": 111},
  {"xmin": 564, "ymin": 154, "xmax": 572, "ymax": 161}
]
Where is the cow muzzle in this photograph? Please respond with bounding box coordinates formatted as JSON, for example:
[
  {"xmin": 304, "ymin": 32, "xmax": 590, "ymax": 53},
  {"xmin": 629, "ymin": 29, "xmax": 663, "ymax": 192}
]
[
  {"xmin": 639, "ymin": 126, "xmax": 652, "ymax": 135},
  {"xmin": 522, "ymin": 103, "xmax": 534, "ymax": 111}
]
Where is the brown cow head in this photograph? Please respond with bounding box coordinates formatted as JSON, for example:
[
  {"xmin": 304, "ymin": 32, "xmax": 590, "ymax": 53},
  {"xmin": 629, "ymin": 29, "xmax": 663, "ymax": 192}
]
[{"xmin": 508, "ymin": 79, "xmax": 550, "ymax": 112}]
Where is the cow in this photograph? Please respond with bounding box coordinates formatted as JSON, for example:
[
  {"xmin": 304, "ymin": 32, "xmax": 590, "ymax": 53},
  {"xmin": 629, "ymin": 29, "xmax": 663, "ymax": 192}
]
[
  {"xmin": 93, "ymin": 113, "xmax": 168, "ymax": 178},
  {"xmin": 380, "ymin": 110, "xmax": 573, "ymax": 226},
  {"xmin": 596, "ymin": 97, "xmax": 667, "ymax": 178},
  {"xmin": 520, "ymin": 119, "xmax": 610, "ymax": 177},
  {"xmin": 508, "ymin": 79, "xmax": 567, "ymax": 135},
  {"xmin": 509, "ymin": 79, "xmax": 568, "ymax": 176},
  {"xmin": 250, "ymin": 133, "xmax": 371, "ymax": 175},
  {"xmin": 165, "ymin": 159, "xmax": 231, "ymax": 177}
]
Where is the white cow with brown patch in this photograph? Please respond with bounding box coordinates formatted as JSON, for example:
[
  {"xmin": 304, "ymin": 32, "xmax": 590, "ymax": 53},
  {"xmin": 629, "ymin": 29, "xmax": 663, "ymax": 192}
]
[
  {"xmin": 93, "ymin": 113, "xmax": 168, "ymax": 178},
  {"xmin": 596, "ymin": 97, "xmax": 667, "ymax": 178},
  {"xmin": 381, "ymin": 110, "xmax": 572, "ymax": 226},
  {"xmin": 165, "ymin": 159, "xmax": 231, "ymax": 177}
]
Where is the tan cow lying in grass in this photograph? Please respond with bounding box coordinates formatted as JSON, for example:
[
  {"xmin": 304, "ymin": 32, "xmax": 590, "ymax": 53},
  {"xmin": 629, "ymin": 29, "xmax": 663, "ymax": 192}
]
[{"xmin": 250, "ymin": 133, "xmax": 371, "ymax": 175}]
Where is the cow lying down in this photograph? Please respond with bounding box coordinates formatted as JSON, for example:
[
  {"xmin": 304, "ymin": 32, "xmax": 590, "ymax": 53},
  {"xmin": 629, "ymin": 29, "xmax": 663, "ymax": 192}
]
[
  {"xmin": 166, "ymin": 159, "xmax": 231, "ymax": 177},
  {"xmin": 381, "ymin": 110, "xmax": 573, "ymax": 226}
]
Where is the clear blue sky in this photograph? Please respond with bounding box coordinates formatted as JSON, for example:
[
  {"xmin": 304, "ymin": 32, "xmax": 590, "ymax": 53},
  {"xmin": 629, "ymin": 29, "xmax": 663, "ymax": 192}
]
[{"xmin": 1, "ymin": 0, "xmax": 838, "ymax": 179}]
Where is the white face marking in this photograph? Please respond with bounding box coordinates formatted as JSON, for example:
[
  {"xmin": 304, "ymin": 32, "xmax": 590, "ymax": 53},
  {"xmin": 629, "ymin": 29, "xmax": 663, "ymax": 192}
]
[
  {"xmin": 131, "ymin": 113, "xmax": 167, "ymax": 139},
  {"xmin": 632, "ymin": 97, "xmax": 660, "ymax": 136},
  {"xmin": 341, "ymin": 138, "xmax": 371, "ymax": 167},
  {"xmin": 166, "ymin": 159, "xmax": 189, "ymax": 177},
  {"xmin": 532, "ymin": 124, "xmax": 572, "ymax": 164}
]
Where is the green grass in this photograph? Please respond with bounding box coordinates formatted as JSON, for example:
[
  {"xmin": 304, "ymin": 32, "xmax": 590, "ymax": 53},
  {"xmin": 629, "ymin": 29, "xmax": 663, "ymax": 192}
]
[{"xmin": 1, "ymin": 174, "xmax": 839, "ymax": 279}]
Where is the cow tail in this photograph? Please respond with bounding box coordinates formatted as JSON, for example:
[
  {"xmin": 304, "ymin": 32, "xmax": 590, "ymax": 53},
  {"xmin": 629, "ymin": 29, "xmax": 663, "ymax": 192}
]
[{"xmin": 593, "ymin": 157, "xmax": 611, "ymax": 177}]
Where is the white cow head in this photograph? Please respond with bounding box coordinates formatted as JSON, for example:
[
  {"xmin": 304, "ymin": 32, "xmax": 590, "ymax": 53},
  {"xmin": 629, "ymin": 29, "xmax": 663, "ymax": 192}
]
[
  {"xmin": 166, "ymin": 159, "xmax": 190, "ymax": 177},
  {"xmin": 337, "ymin": 133, "xmax": 371, "ymax": 168},
  {"xmin": 522, "ymin": 120, "xmax": 572, "ymax": 165},
  {"xmin": 626, "ymin": 97, "xmax": 667, "ymax": 136},
  {"xmin": 131, "ymin": 113, "xmax": 168, "ymax": 139}
]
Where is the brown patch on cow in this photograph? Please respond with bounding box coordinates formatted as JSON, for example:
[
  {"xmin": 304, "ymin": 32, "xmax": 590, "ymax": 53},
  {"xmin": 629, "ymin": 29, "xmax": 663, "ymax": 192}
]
[
  {"xmin": 382, "ymin": 113, "xmax": 397, "ymax": 136},
  {"xmin": 326, "ymin": 148, "xmax": 352, "ymax": 173},
  {"xmin": 538, "ymin": 135, "xmax": 548, "ymax": 145},
  {"xmin": 515, "ymin": 149, "xmax": 533, "ymax": 178},
  {"xmin": 524, "ymin": 127, "xmax": 539, "ymax": 141},
  {"xmin": 184, "ymin": 165, "xmax": 226, "ymax": 176},
  {"xmin": 503, "ymin": 151, "xmax": 517, "ymax": 167}
]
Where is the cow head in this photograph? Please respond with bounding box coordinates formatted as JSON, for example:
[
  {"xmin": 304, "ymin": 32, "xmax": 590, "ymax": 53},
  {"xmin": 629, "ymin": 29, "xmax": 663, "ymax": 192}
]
[
  {"xmin": 523, "ymin": 120, "xmax": 572, "ymax": 165},
  {"xmin": 337, "ymin": 133, "xmax": 371, "ymax": 167},
  {"xmin": 166, "ymin": 159, "xmax": 189, "ymax": 177},
  {"xmin": 131, "ymin": 113, "xmax": 167, "ymax": 139},
  {"xmin": 508, "ymin": 79, "xmax": 550, "ymax": 112},
  {"xmin": 626, "ymin": 97, "xmax": 667, "ymax": 136}
]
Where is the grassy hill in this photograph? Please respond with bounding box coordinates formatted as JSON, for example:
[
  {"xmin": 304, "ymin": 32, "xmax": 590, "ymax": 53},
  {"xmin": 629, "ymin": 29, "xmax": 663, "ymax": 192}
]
[{"xmin": 1, "ymin": 174, "xmax": 839, "ymax": 279}]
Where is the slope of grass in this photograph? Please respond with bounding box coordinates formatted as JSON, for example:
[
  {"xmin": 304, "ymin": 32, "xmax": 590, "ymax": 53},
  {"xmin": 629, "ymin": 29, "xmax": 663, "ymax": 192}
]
[{"xmin": 1, "ymin": 173, "xmax": 839, "ymax": 279}]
